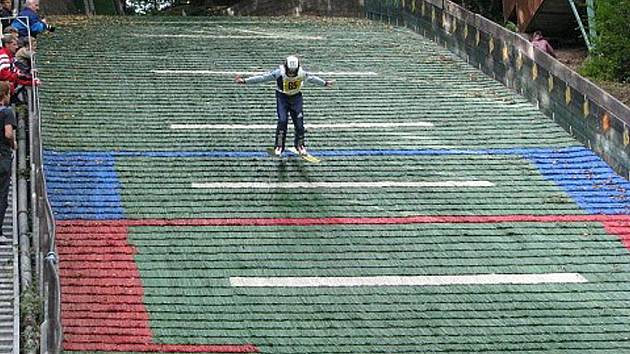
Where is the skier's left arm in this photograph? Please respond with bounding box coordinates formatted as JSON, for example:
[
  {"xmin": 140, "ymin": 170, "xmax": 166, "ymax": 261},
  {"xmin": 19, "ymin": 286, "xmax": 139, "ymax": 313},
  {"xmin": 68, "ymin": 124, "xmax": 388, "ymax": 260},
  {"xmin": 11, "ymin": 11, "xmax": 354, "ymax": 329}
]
[{"xmin": 305, "ymin": 72, "xmax": 334, "ymax": 87}]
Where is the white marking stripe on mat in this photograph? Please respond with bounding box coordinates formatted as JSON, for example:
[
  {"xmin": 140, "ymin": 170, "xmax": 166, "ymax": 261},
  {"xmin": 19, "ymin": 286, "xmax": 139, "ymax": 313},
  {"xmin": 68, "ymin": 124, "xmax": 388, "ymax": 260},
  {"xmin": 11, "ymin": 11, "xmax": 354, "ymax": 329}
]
[
  {"xmin": 154, "ymin": 70, "xmax": 378, "ymax": 76},
  {"xmin": 171, "ymin": 122, "xmax": 433, "ymax": 129},
  {"xmin": 135, "ymin": 34, "xmax": 325, "ymax": 40},
  {"xmin": 230, "ymin": 273, "xmax": 588, "ymax": 287},
  {"xmin": 192, "ymin": 181, "xmax": 495, "ymax": 189}
]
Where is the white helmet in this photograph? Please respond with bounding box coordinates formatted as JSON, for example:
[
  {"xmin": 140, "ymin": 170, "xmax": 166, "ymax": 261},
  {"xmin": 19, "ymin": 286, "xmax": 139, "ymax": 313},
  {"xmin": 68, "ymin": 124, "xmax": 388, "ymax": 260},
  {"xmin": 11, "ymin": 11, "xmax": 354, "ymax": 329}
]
[{"xmin": 285, "ymin": 55, "xmax": 300, "ymax": 76}]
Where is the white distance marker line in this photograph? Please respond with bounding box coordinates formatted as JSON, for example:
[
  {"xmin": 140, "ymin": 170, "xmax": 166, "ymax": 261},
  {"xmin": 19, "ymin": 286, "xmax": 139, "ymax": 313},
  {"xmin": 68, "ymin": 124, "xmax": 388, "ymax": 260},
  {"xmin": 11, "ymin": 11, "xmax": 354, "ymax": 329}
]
[
  {"xmin": 133, "ymin": 33, "xmax": 324, "ymax": 40},
  {"xmin": 171, "ymin": 122, "xmax": 433, "ymax": 130},
  {"xmin": 192, "ymin": 181, "xmax": 495, "ymax": 189},
  {"xmin": 186, "ymin": 29, "xmax": 273, "ymax": 36},
  {"xmin": 233, "ymin": 28, "xmax": 321, "ymax": 40},
  {"xmin": 153, "ymin": 70, "xmax": 378, "ymax": 76},
  {"xmin": 230, "ymin": 273, "xmax": 588, "ymax": 287}
]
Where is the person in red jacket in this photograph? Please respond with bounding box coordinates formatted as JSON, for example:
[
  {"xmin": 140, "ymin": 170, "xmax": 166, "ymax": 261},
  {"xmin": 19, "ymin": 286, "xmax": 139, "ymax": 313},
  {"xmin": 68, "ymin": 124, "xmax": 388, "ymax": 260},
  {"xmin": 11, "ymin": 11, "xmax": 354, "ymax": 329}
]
[{"xmin": 0, "ymin": 35, "xmax": 37, "ymax": 95}]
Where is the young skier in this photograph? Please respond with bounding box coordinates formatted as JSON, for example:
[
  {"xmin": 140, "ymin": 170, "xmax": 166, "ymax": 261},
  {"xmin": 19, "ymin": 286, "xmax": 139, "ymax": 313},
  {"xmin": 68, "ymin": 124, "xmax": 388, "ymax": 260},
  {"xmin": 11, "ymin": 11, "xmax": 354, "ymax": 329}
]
[{"xmin": 235, "ymin": 55, "xmax": 333, "ymax": 156}]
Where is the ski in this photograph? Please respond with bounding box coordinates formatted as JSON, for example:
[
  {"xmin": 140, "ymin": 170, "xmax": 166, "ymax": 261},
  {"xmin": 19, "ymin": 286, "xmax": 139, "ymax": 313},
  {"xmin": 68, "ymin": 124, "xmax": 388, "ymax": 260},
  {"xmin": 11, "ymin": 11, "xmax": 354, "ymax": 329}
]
[{"xmin": 287, "ymin": 147, "xmax": 321, "ymax": 163}]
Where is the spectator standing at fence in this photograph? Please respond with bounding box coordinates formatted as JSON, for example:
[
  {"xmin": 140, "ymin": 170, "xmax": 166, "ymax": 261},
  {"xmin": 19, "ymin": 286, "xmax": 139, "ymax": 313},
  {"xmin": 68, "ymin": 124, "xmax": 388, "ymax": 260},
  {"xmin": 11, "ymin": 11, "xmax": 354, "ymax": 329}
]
[
  {"xmin": 531, "ymin": 31, "xmax": 557, "ymax": 58},
  {"xmin": 0, "ymin": 35, "xmax": 36, "ymax": 95},
  {"xmin": 12, "ymin": 36, "xmax": 34, "ymax": 102},
  {"xmin": 0, "ymin": 81, "xmax": 15, "ymax": 239},
  {"xmin": 15, "ymin": 36, "xmax": 34, "ymax": 77},
  {"xmin": 0, "ymin": 0, "xmax": 12, "ymax": 29},
  {"xmin": 11, "ymin": 0, "xmax": 53, "ymax": 38}
]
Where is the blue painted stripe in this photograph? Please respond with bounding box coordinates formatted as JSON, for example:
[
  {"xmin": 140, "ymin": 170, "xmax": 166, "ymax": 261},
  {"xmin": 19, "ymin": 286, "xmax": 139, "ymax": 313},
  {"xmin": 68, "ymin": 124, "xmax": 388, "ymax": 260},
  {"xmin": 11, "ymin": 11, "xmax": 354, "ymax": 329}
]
[
  {"xmin": 528, "ymin": 149, "xmax": 630, "ymax": 215},
  {"xmin": 43, "ymin": 151, "xmax": 124, "ymax": 220},
  {"xmin": 101, "ymin": 147, "xmax": 587, "ymax": 159},
  {"xmin": 43, "ymin": 147, "xmax": 630, "ymax": 219},
  {"xmin": 43, "ymin": 147, "xmax": 590, "ymax": 159}
]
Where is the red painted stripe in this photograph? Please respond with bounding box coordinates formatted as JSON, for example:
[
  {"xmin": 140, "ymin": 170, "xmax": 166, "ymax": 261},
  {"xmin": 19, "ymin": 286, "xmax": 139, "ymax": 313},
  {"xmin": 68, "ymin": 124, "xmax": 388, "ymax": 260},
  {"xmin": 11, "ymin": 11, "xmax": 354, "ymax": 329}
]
[
  {"xmin": 60, "ymin": 268, "xmax": 141, "ymax": 278},
  {"xmin": 62, "ymin": 303, "xmax": 147, "ymax": 312},
  {"xmin": 64, "ymin": 342, "xmax": 259, "ymax": 353},
  {"xmin": 58, "ymin": 245, "xmax": 135, "ymax": 255},
  {"xmin": 60, "ymin": 254, "xmax": 138, "ymax": 262},
  {"xmin": 56, "ymin": 239, "xmax": 133, "ymax": 247},
  {"xmin": 602, "ymin": 222, "xmax": 630, "ymax": 250},
  {"xmin": 63, "ymin": 310, "xmax": 149, "ymax": 320},
  {"xmin": 60, "ymin": 261, "xmax": 139, "ymax": 270},
  {"xmin": 61, "ymin": 286, "xmax": 144, "ymax": 296},
  {"xmin": 57, "ymin": 223, "xmax": 259, "ymax": 353},
  {"xmin": 64, "ymin": 325, "xmax": 155, "ymax": 335},
  {"xmin": 56, "ymin": 214, "xmax": 630, "ymax": 228}
]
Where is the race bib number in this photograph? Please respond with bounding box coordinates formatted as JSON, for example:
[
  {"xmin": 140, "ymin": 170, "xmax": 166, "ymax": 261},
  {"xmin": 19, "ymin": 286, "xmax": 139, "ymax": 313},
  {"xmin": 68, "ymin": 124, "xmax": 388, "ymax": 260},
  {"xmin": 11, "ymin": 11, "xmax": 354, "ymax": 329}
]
[{"xmin": 283, "ymin": 79, "xmax": 302, "ymax": 93}]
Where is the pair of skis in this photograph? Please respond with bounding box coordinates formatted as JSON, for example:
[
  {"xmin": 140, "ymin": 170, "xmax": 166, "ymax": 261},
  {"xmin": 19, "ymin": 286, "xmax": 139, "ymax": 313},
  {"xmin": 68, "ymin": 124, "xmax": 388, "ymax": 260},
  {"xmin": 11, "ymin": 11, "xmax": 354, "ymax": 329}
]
[{"xmin": 266, "ymin": 147, "xmax": 321, "ymax": 163}]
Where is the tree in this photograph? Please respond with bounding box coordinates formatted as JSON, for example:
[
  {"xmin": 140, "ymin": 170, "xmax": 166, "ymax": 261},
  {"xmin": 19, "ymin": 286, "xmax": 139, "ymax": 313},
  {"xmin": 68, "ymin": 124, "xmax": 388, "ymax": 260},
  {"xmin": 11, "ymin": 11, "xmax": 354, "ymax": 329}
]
[{"xmin": 581, "ymin": 0, "xmax": 630, "ymax": 82}]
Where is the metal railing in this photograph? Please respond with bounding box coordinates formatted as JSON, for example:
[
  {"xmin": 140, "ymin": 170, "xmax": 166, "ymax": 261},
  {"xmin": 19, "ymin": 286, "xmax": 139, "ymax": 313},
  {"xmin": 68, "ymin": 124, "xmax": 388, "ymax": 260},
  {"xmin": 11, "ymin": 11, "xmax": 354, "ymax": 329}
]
[
  {"xmin": 28, "ymin": 51, "xmax": 63, "ymax": 354},
  {"xmin": 1, "ymin": 13, "xmax": 63, "ymax": 353}
]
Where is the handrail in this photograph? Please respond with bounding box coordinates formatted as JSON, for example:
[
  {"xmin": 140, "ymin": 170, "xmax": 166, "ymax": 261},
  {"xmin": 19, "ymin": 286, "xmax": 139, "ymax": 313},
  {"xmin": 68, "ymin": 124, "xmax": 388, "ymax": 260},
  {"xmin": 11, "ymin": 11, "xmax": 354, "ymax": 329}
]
[
  {"xmin": 1, "ymin": 12, "xmax": 63, "ymax": 353},
  {"xmin": 29, "ymin": 51, "xmax": 63, "ymax": 354},
  {"xmin": 0, "ymin": 13, "xmax": 62, "ymax": 352}
]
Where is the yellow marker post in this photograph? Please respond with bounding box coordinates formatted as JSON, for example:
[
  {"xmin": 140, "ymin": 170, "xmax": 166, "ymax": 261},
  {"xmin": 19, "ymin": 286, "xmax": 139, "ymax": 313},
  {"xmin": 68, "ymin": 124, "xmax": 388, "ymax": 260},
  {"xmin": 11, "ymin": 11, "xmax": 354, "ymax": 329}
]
[
  {"xmin": 602, "ymin": 112, "xmax": 610, "ymax": 132},
  {"xmin": 583, "ymin": 97, "xmax": 589, "ymax": 118}
]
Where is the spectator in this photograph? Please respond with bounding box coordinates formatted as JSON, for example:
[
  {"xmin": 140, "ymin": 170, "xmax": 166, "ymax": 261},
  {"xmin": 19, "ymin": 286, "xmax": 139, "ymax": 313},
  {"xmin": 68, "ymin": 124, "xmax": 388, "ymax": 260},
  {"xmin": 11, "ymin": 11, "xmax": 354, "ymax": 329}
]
[
  {"xmin": 11, "ymin": 0, "xmax": 53, "ymax": 38},
  {"xmin": 14, "ymin": 36, "xmax": 35, "ymax": 77},
  {"xmin": 0, "ymin": 81, "xmax": 15, "ymax": 239},
  {"xmin": 2, "ymin": 26, "xmax": 18, "ymax": 40},
  {"xmin": 0, "ymin": 34, "xmax": 36, "ymax": 95},
  {"xmin": 0, "ymin": 0, "xmax": 12, "ymax": 29},
  {"xmin": 235, "ymin": 55, "xmax": 333, "ymax": 156},
  {"xmin": 531, "ymin": 31, "xmax": 557, "ymax": 58}
]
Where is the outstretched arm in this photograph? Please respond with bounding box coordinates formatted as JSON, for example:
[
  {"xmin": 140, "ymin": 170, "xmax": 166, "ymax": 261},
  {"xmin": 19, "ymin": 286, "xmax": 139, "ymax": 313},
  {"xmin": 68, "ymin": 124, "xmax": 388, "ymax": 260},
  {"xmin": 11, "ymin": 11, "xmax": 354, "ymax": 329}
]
[
  {"xmin": 305, "ymin": 72, "xmax": 334, "ymax": 87},
  {"xmin": 235, "ymin": 68, "xmax": 280, "ymax": 85}
]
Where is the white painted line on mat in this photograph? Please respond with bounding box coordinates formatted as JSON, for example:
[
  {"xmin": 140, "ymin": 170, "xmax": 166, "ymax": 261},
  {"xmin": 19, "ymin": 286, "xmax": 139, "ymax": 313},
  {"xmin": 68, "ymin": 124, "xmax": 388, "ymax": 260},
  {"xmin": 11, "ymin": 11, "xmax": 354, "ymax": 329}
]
[
  {"xmin": 192, "ymin": 181, "xmax": 495, "ymax": 189},
  {"xmin": 133, "ymin": 33, "xmax": 324, "ymax": 40},
  {"xmin": 233, "ymin": 28, "xmax": 323, "ymax": 40},
  {"xmin": 171, "ymin": 122, "xmax": 433, "ymax": 130},
  {"xmin": 230, "ymin": 273, "xmax": 588, "ymax": 287},
  {"xmin": 153, "ymin": 70, "xmax": 378, "ymax": 76}
]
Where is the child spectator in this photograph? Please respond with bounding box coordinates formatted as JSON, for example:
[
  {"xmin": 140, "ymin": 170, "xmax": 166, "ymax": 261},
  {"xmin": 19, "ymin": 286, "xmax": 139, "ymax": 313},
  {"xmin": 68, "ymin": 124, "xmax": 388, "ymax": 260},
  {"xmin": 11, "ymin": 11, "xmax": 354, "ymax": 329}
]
[{"xmin": 14, "ymin": 36, "xmax": 35, "ymax": 77}]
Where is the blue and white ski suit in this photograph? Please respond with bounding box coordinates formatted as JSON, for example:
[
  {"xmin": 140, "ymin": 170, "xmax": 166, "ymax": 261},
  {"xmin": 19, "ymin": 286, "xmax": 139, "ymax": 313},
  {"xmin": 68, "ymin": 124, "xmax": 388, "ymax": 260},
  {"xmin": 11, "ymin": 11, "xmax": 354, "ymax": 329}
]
[{"xmin": 244, "ymin": 66, "xmax": 327, "ymax": 150}]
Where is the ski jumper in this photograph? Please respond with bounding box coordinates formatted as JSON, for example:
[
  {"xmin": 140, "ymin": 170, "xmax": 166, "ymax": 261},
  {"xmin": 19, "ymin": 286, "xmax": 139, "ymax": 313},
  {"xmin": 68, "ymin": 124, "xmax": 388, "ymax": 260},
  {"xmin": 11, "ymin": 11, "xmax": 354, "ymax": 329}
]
[{"xmin": 244, "ymin": 66, "xmax": 327, "ymax": 150}]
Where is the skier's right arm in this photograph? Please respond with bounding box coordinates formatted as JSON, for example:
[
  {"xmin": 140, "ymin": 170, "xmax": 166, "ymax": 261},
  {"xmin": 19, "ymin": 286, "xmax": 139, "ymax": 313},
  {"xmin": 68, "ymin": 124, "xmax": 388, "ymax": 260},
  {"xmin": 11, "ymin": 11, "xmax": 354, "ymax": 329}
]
[{"xmin": 235, "ymin": 68, "xmax": 281, "ymax": 85}]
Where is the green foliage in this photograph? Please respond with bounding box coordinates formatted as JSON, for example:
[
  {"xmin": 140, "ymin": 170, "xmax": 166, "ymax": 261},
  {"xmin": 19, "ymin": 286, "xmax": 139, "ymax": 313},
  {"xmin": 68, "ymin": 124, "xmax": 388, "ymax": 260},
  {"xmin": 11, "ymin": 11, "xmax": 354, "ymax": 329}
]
[
  {"xmin": 504, "ymin": 21, "xmax": 517, "ymax": 32},
  {"xmin": 580, "ymin": 0, "xmax": 630, "ymax": 82},
  {"xmin": 21, "ymin": 282, "xmax": 42, "ymax": 353}
]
